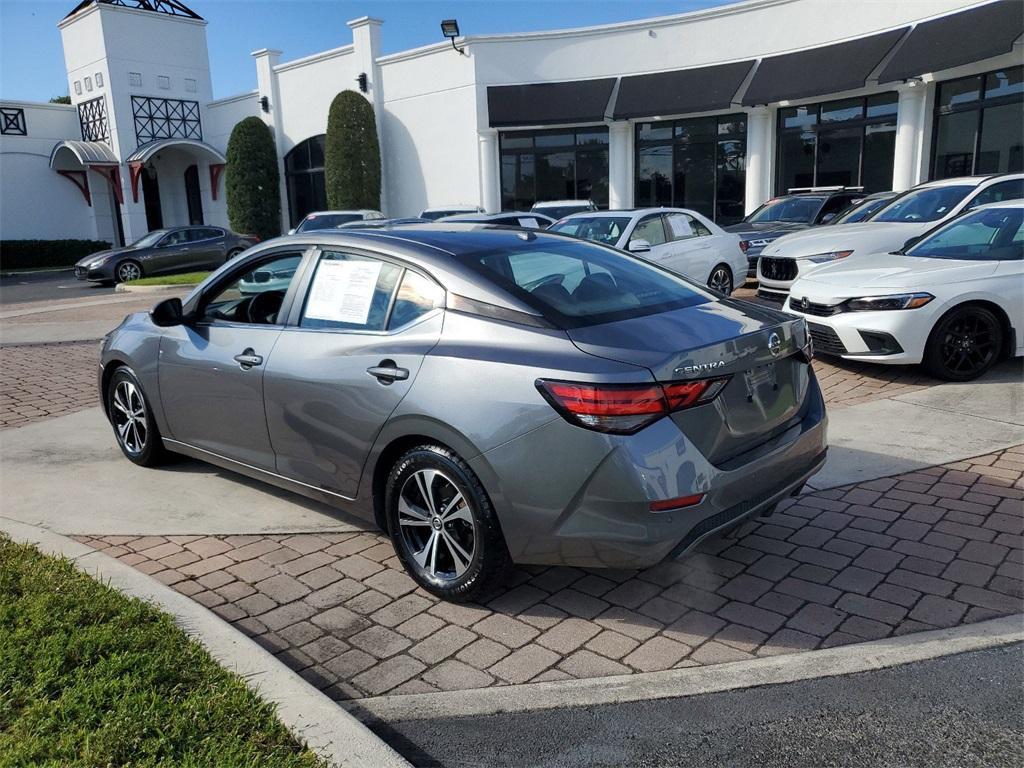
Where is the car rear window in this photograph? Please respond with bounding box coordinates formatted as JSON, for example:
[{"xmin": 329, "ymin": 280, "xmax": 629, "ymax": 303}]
[
  {"xmin": 296, "ymin": 213, "xmax": 363, "ymax": 232},
  {"xmin": 461, "ymin": 238, "xmax": 709, "ymax": 329}
]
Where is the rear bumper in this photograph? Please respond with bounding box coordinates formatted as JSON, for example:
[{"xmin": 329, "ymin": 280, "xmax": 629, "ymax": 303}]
[{"xmin": 476, "ymin": 371, "xmax": 828, "ymax": 569}]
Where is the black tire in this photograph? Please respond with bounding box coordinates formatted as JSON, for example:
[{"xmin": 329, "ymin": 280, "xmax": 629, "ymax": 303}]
[
  {"xmin": 114, "ymin": 259, "xmax": 143, "ymax": 284},
  {"xmin": 385, "ymin": 444, "xmax": 511, "ymax": 602},
  {"xmin": 923, "ymin": 304, "xmax": 1003, "ymax": 382},
  {"xmin": 226, "ymin": 248, "xmax": 244, "ymax": 263},
  {"xmin": 106, "ymin": 366, "xmax": 167, "ymax": 467},
  {"xmin": 707, "ymin": 263, "xmax": 734, "ymax": 295}
]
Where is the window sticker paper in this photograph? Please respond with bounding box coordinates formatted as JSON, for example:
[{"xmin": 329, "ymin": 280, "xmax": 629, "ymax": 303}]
[{"xmin": 304, "ymin": 259, "xmax": 383, "ymax": 325}]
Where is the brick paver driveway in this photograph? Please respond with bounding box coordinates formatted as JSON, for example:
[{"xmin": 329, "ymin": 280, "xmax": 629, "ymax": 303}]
[{"xmin": 78, "ymin": 447, "xmax": 1023, "ymax": 700}]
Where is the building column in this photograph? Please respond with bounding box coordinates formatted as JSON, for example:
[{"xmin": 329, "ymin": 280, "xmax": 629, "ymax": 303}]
[
  {"xmin": 608, "ymin": 121, "xmax": 633, "ymax": 209},
  {"xmin": 893, "ymin": 82, "xmax": 927, "ymax": 191},
  {"xmin": 478, "ymin": 128, "xmax": 500, "ymax": 213},
  {"xmin": 745, "ymin": 107, "xmax": 772, "ymax": 214},
  {"xmin": 251, "ymin": 48, "xmax": 288, "ymax": 233},
  {"xmin": 347, "ymin": 17, "xmax": 386, "ymax": 214}
]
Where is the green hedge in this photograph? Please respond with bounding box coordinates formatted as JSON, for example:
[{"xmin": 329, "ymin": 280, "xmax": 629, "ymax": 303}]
[
  {"xmin": 226, "ymin": 117, "xmax": 282, "ymax": 243},
  {"xmin": 325, "ymin": 90, "xmax": 381, "ymax": 210},
  {"xmin": 0, "ymin": 239, "xmax": 112, "ymax": 271}
]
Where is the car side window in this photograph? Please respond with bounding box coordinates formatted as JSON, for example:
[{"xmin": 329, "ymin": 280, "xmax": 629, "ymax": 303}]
[
  {"xmin": 966, "ymin": 179, "xmax": 1024, "ymax": 210},
  {"xmin": 299, "ymin": 251, "xmax": 402, "ymax": 332},
  {"xmin": 388, "ymin": 270, "xmax": 444, "ymax": 330},
  {"xmin": 201, "ymin": 252, "xmax": 304, "ymax": 324},
  {"xmin": 817, "ymin": 195, "xmax": 854, "ymax": 222},
  {"xmin": 160, "ymin": 230, "xmax": 189, "ymax": 247},
  {"xmin": 665, "ymin": 213, "xmax": 712, "ymax": 240},
  {"xmin": 630, "ymin": 215, "xmax": 667, "ymax": 247}
]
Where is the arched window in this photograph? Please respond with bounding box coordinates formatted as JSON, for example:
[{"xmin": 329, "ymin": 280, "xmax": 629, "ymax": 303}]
[{"xmin": 285, "ymin": 135, "xmax": 326, "ymax": 227}]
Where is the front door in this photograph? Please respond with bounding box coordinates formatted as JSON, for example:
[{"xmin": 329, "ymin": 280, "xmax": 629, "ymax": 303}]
[
  {"xmin": 185, "ymin": 165, "xmax": 204, "ymax": 225},
  {"xmin": 263, "ymin": 249, "xmax": 445, "ymax": 497},
  {"xmin": 158, "ymin": 250, "xmax": 307, "ymax": 469},
  {"xmin": 142, "ymin": 167, "xmax": 163, "ymax": 231}
]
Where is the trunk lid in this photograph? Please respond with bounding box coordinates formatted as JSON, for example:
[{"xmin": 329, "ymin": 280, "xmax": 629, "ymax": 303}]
[{"xmin": 567, "ymin": 299, "xmax": 812, "ymax": 466}]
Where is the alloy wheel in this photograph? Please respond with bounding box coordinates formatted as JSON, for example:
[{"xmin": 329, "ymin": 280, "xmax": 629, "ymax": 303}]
[
  {"xmin": 398, "ymin": 468, "xmax": 477, "ymax": 581},
  {"xmin": 117, "ymin": 262, "xmax": 141, "ymax": 282},
  {"xmin": 938, "ymin": 311, "xmax": 997, "ymax": 378},
  {"xmin": 111, "ymin": 379, "xmax": 147, "ymax": 454},
  {"xmin": 708, "ymin": 266, "xmax": 732, "ymax": 294}
]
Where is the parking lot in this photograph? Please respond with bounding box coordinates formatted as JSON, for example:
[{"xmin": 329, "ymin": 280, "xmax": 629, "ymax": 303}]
[{"xmin": 2, "ymin": 281, "xmax": 1020, "ymax": 712}]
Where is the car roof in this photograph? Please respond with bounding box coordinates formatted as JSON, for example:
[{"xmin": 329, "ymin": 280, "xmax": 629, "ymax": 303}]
[
  {"xmin": 440, "ymin": 211, "xmax": 553, "ymax": 221},
  {"xmin": 916, "ymin": 173, "xmax": 1023, "ymax": 189},
  {"xmin": 421, "ymin": 204, "xmax": 480, "ymax": 212},
  {"xmin": 552, "ymin": 207, "xmax": 692, "ymax": 219},
  {"xmin": 532, "ymin": 199, "xmax": 592, "ymax": 207},
  {"xmin": 303, "ymin": 209, "xmax": 377, "ymax": 216},
  {"xmin": 972, "ymin": 200, "xmax": 1024, "ymax": 210}
]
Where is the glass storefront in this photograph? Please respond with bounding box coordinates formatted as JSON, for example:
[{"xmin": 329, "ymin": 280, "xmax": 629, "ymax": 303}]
[
  {"xmin": 284, "ymin": 135, "xmax": 327, "ymax": 228},
  {"xmin": 634, "ymin": 115, "xmax": 747, "ymax": 224},
  {"xmin": 776, "ymin": 94, "xmax": 897, "ymax": 193},
  {"xmin": 932, "ymin": 66, "xmax": 1023, "ymax": 178},
  {"xmin": 499, "ymin": 127, "xmax": 609, "ymax": 210}
]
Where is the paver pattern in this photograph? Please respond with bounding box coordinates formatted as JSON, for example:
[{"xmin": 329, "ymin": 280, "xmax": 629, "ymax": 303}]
[
  {"xmin": 0, "ymin": 341, "xmax": 99, "ymax": 428},
  {"xmin": 80, "ymin": 447, "xmax": 1024, "ymax": 701}
]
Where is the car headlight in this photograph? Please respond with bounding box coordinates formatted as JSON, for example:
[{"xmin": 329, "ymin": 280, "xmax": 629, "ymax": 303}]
[
  {"xmin": 88, "ymin": 255, "xmax": 110, "ymax": 268},
  {"xmin": 804, "ymin": 250, "xmax": 853, "ymax": 264},
  {"xmin": 846, "ymin": 293, "xmax": 934, "ymax": 311}
]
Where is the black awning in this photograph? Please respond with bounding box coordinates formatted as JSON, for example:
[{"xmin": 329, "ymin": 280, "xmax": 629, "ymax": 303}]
[
  {"xmin": 879, "ymin": 1, "xmax": 1024, "ymax": 83},
  {"xmin": 487, "ymin": 78, "xmax": 616, "ymax": 128},
  {"xmin": 612, "ymin": 60, "xmax": 755, "ymax": 119},
  {"xmin": 742, "ymin": 28, "xmax": 908, "ymax": 105}
]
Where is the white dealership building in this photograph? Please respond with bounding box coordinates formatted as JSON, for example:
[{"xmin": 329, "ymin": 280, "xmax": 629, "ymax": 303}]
[{"xmin": 0, "ymin": 0, "xmax": 1021, "ymax": 246}]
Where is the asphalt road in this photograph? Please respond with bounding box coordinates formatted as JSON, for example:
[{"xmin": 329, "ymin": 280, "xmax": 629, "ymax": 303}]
[
  {"xmin": 376, "ymin": 644, "xmax": 1024, "ymax": 768},
  {"xmin": 0, "ymin": 270, "xmax": 116, "ymax": 305}
]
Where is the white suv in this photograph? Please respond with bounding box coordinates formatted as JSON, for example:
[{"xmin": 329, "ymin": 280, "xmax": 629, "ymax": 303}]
[
  {"xmin": 756, "ymin": 174, "xmax": 1024, "ymax": 302},
  {"xmin": 549, "ymin": 208, "xmax": 748, "ymax": 294}
]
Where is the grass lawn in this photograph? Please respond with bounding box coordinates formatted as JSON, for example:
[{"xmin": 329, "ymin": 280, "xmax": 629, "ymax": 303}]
[
  {"xmin": 127, "ymin": 271, "xmax": 210, "ymax": 286},
  {"xmin": 0, "ymin": 536, "xmax": 323, "ymax": 767}
]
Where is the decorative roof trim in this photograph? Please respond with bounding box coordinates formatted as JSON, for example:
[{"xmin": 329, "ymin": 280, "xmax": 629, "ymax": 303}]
[{"xmin": 49, "ymin": 139, "xmax": 119, "ymax": 167}]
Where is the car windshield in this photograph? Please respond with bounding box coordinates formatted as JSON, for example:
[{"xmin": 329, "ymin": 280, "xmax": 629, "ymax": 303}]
[
  {"xmin": 462, "ymin": 237, "xmax": 709, "ymax": 329},
  {"xmin": 745, "ymin": 197, "xmax": 824, "ymax": 224},
  {"xmin": 873, "ymin": 185, "xmax": 972, "ymax": 223},
  {"xmin": 296, "ymin": 213, "xmax": 362, "ymax": 232},
  {"xmin": 906, "ymin": 208, "xmax": 1023, "ymax": 262},
  {"xmin": 131, "ymin": 230, "xmax": 168, "ymax": 248},
  {"xmin": 832, "ymin": 196, "xmax": 894, "ymax": 224},
  {"xmin": 533, "ymin": 205, "xmax": 590, "ymax": 220},
  {"xmin": 550, "ymin": 216, "xmax": 632, "ymax": 245}
]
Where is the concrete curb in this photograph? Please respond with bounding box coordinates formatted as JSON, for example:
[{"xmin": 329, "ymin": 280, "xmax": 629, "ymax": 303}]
[
  {"xmin": 115, "ymin": 282, "xmax": 200, "ymax": 293},
  {"xmin": 344, "ymin": 614, "xmax": 1024, "ymax": 722},
  {"xmin": 0, "ymin": 517, "xmax": 409, "ymax": 768}
]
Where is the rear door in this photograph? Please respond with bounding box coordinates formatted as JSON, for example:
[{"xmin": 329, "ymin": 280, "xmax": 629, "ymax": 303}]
[
  {"xmin": 148, "ymin": 229, "xmax": 191, "ymax": 274},
  {"xmin": 188, "ymin": 227, "xmax": 228, "ymax": 269},
  {"xmin": 263, "ymin": 248, "xmax": 445, "ymax": 497}
]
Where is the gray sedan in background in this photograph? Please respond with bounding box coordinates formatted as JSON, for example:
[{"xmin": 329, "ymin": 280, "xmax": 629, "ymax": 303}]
[
  {"xmin": 99, "ymin": 225, "xmax": 827, "ymax": 601},
  {"xmin": 75, "ymin": 225, "xmax": 258, "ymax": 284}
]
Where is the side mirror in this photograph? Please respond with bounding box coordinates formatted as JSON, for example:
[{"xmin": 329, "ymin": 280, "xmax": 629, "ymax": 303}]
[
  {"xmin": 820, "ymin": 212, "xmax": 837, "ymax": 224},
  {"xmin": 628, "ymin": 239, "xmax": 651, "ymax": 253},
  {"xmin": 287, "ymin": 228, "xmax": 296, "ymax": 235},
  {"xmin": 151, "ymin": 297, "xmax": 184, "ymax": 327}
]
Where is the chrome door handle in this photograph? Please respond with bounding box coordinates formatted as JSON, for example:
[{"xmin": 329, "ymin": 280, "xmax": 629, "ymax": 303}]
[
  {"xmin": 234, "ymin": 348, "xmax": 263, "ymax": 369},
  {"xmin": 367, "ymin": 363, "xmax": 409, "ymax": 383}
]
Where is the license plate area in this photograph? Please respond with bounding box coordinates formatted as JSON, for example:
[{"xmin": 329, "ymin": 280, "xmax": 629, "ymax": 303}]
[{"xmin": 743, "ymin": 362, "xmax": 778, "ymax": 402}]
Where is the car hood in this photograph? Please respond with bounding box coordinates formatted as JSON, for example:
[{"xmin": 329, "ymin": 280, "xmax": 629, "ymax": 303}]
[
  {"xmin": 761, "ymin": 222, "xmax": 928, "ymax": 259},
  {"xmin": 723, "ymin": 222, "xmax": 809, "ymax": 241},
  {"xmin": 75, "ymin": 246, "xmax": 133, "ymax": 266},
  {"xmin": 565, "ymin": 296, "xmax": 803, "ymax": 381},
  {"xmin": 794, "ymin": 251, "xmax": 999, "ymax": 295}
]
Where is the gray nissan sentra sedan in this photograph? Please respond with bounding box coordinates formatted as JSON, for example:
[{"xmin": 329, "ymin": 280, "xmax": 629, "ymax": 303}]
[{"xmin": 99, "ymin": 225, "xmax": 827, "ymax": 601}]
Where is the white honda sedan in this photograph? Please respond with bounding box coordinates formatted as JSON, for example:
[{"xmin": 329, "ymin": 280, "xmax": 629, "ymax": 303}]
[
  {"xmin": 549, "ymin": 208, "xmax": 748, "ymax": 294},
  {"xmin": 785, "ymin": 203, "xmax": 1024, "ymax": 381}
]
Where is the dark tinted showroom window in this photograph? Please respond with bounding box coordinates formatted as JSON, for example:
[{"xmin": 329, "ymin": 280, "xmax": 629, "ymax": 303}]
[
  {"xmin": 933, "ymin": 67, "xmax": 1023, "ymax": 178},
  {"xmin": 776, "ymin": 93, "xmax": 896, "ymax": 194},
  {"xmin": 464, "ymin": 239, "xmax": 708, "ymax": 328},
  {"xmin": 499, "ymin": 127, "xmax": 609, "ymax": 211},
  {"xmin": 285, "ymin": 135, "xmax": 327, "ymax": 228},
  {"xmin": 634, "ymin": 114, "xmax": 746, "ymax": 225},
  {"xmin": 300, "ymin": 252, "xmax": 401, "ymax": 331}
]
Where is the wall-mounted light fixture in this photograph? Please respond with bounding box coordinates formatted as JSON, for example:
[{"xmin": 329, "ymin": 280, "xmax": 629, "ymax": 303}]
[
  {"xmin": 357, "ymin": 72, "xmax": 369, "ymax": 93},
  {"xmin": 441, "ymin": 19, "xmax": 466, "ymax": 56},
  {"xmin": 260, "ymin": 96, "xmax": 269, "ymax": 113}
]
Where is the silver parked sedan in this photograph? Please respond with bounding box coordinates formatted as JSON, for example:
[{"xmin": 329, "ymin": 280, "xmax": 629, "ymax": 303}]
[{"xmin": 100, "ymin": 225, "xmax": 827, "ymax": 601}]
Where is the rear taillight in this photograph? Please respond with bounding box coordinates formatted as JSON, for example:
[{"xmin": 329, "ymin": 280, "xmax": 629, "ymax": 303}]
[
  {"xmin": 536, "ymin": 377, "xmax": 730, "ymax": 435},
  {"xmin": 739, "ymin": 240, "xmax": 750, "ymax": 253}
]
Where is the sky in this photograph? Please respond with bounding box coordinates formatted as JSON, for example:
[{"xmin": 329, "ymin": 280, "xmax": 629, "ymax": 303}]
[{"xmin": 0, "ymin": 0, "xmax": 733, "ymax": 102}]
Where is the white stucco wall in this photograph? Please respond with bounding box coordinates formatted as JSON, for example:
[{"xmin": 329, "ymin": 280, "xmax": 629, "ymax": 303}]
[{"xmin": 274, "ymin": 47, "xmax": 359, "ymax": 155}]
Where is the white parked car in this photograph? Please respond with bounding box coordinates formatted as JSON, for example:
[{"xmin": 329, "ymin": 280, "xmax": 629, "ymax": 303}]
[
  {"xmin": 531, "ymin": 199, "xmax": 598, "ymax": 220},
  {"xmin": 420, "ymin": 204, "xmax": 484, "ymax": 221},
  {"xmin": 436, "ymin": 211, "xmax": 555, "ymax": 228},
  {"xmin": 289, "ymin": 210, "xmax": 384, "ymax": 234},
  {"xmin": 785, "ymin": 202, "xmax": 1024, "ymax": 381},
  {"xmin": 550, "ymin": 208, "xmax": 748, "ymax": 294},
  {"xmin": 757, "ymin": 174, "xmax": 1024, "ymax": 302}
]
